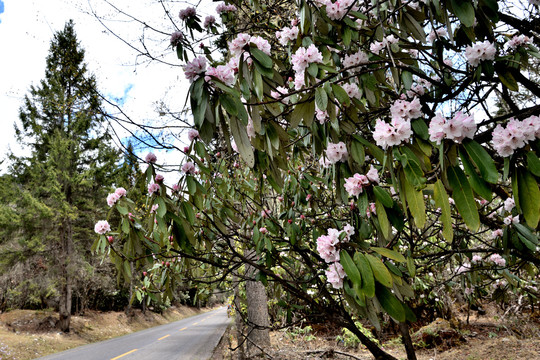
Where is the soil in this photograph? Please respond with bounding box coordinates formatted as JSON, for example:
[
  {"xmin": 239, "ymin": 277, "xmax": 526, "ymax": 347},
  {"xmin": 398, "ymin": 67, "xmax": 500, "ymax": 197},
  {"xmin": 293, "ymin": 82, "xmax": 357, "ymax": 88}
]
[
  {"xmin": 214, "ymin": 307, "xmax": 540, "ymax": 360},
  {"xmin": 0, "ymin": 306, "xmax": 207, "ymax": 360}
]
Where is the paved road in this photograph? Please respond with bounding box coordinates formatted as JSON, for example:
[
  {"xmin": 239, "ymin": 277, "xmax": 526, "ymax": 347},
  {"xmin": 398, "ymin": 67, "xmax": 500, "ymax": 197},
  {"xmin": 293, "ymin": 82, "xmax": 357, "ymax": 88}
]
[{"xmin": 36, "ymin": 307, "xmax": 230, "ymax": 360}]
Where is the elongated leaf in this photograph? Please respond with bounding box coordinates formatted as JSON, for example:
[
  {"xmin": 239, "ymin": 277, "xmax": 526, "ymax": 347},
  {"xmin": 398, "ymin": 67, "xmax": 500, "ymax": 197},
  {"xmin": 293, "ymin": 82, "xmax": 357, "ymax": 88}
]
[
  {"xmin": 447, "ymin": 165, "xmax": 480, "ymax": 231},
  {"xmin": 250, "ymin": 47, "xmax": 273, "ymax": 69},
  {"xmin": 463, "ymin": 139, "xmax": 498, "ymax": 183},
  {"xmin": 290, "ymin": 100, "xmax": 315, "ymax": 128},
  {"xmin": 354, "ymin": 253, "xmax": 375, "ymax": 298},
  {"xmin": 156, "ymin": 197, "xmax": 167, "ymax": 218},
  {"xmin": 315, "ymin": 87, "xmax": 328, "ymax": 111},
  {"xmin": 433, "ymin": 179, "xmax": 453, "ymax": 242},
  {"xmin": 350, "ymin": 140, "xmax": 365, "ymax": 166},
  {"xmin": 375, "ymin": 199, "xmax": 391, "ymax": 239},
  {"xmin": 376, "ymin": 284, "xmax": 405, "ymax": 322},
  {"xmin": 340, "ymin": 251, "xmax": 362, "ymax": 287},
  {"xmin": 181, "ymin": 202, "xmax": 195, "ymax": 224},
  {"xmin": 365, "ymin": 253, "xmax": 393, "ymax": 288},
  {"xmin": 526, "ymin": 152, "xmax": 540, "ymax": 177},
  {"xmin": 450, "ymin": 0, "xmax": 475, "ymax": 27},
  {"xmin": 460, "ymin": 149, "xmax": 492, "ymax": 200},
  {"xmin": 514, "ymin": 223, "xmax": 539, "ymax": 246},
  {"xmin": 403, "ymin": 172, "xmax": 426, "ymax": 228},
  {"xmin": 230, "ymin": 116, "xmax": 255, "ymax": 167},
  {"xmin": 373, "ymin": 186, "xmax": 393, "ymax": 208},
  {"xmin": 220, "ymin": 93, "xmax": 238, "ymax": 116},
  {"xmin": 517, "ymin": 169, "xmax": 540, "ymax": 228},
  {"xmin": 332, "ymin": 84, "xmax": 351, "ymax": 106},
  {"xmin": 371, "ymin": 247, "xmax": 406, "ymax": 263}
]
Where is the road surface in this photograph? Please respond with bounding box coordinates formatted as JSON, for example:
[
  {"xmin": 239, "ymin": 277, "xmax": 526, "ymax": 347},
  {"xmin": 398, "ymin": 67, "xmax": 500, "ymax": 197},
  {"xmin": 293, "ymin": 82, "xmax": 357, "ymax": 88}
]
[{"xmin": 36, "ymin": 307, "xmax": 230, "ymax": 360}]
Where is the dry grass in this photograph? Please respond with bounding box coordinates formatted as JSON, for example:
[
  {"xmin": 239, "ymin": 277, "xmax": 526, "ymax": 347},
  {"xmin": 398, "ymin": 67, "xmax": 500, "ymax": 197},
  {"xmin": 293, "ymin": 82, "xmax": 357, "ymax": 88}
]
[{"xmin": 0, "ymin": 306, "xmax": 206, "ymax": 360}]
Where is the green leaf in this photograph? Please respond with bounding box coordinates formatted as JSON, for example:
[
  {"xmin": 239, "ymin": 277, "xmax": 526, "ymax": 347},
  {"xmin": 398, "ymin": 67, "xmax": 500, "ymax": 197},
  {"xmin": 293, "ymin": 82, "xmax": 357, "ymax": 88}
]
[
  {"xmin": 350, "ymin": 140, "xmax": 365, "ymax": 166},
  {"xmin": 156, "ymin": 197, "xmax": 167, "ymax": 218},
  {"xmin": 375, "ymin": 199, "xmax": 391, "ymax": 239},
  {"xmin": 526, "ymin": 152, "xmax": 540, "ymax": 177},
  {"xmin": 371, "ymin": 247, "xmax": 406, "ymax": 262},
  {"xmin": 403, "ymin": 172, "xmax": 426, "ymax": 229},
  {"xmin": 517, "ymin": 168, "xmax": 540, "ymax": 228},
  {"xmin": 403, "ymin": 13, "xmax": 426, "ymax": 43},
  {"xmin": 373, "ymin": 186, "xmax": 393, "ymax": 208},
  {"xmin": 220, "ymin": 93, "xmax": 238, "ymax": 116},
  {"xmin": 181, "ymin": 201, "xmax": 195, "ymax": 224},
  {"xmin": 407, "ymin": 256, "xmax": 416, "ymax": 277},
  {"xmin": 186, "ymin": 176, "xmax": 197, "ymax": 195},
  {"xmin": 514, "ymin": 223, "xmax": 539, "ymax": 246},
  {"xmin": 462, "ymin": 139, "xmax": 498, "ymax": 183},
  {"xmin": 376, "ymin": 284, "xmax": 405, "ymax": 322},
  {"xmin": 340, "ymin": 251, "xmax": 362, "ymax": 287},
  {"xmin": 460, "ymin": 149, "xmax": 493, "ymax": 200},
  {"xmin": 315, "ymin": 87, "xmax": 328, "ymax": 111},
  {"xmin": 332, "ymin": 84, "xmax": 351, "ymax": 107},
  {"xmin": 433, "ymin": 179, "xmax": 453, "ymax": 242},
  {"xmin": 365, "ymin": 253, "xmax": 393, "ymax": 288},
  {"xmin": 230, "ymin": 116, "xmax": 255, "ymax": 167},
  {"xmin": 450, "ymin": 0, "xmax": 475, "ymax": 27},
  {"xmin": 354, "ymin": 253, "xmax": 375, "ymax": 298},
  {"xmin": 497, "ymin": 70, "xmax": 519, "ymax": 91},
  {"xmin": 290, "ymin": 99, "xmax": 315, "ymax": 128},
  {"xmin": 250, "ymin": 47, "xmax": 273, "ymax": 69},
  {"xmin": 447, "ymin": 165, "xmax": 480, "ymax": 231},
  {"xmin": 411, "ymin": 118, "xmax": 429, "ymax": 140}
]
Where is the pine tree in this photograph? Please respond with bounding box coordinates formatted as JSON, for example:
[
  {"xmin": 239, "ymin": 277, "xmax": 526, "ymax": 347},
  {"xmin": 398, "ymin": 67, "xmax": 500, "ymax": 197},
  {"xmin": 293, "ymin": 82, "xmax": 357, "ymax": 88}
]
[{"xmin": 10, "ymin": 20, "xmax": 119, "ymax": 332}]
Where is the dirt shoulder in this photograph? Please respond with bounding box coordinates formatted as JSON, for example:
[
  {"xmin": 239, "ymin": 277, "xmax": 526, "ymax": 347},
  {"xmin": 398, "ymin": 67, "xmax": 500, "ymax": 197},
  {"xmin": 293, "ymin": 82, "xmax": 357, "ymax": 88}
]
[{"xmin": 0, "ymin": 306, "xmax": 208, "ymax": 360}]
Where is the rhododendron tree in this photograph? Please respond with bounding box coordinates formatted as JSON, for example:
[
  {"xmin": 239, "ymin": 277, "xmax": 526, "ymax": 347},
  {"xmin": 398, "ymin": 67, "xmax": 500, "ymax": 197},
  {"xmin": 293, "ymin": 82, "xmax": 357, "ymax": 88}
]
[{"xmin": 94, "ymin": 0, "xmax": 540, "ymax": 358}]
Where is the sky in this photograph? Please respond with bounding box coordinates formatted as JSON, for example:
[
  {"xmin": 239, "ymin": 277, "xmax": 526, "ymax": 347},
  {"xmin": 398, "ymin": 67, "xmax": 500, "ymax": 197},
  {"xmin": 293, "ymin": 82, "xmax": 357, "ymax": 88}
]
[{"xmin": 0, "ymin": 0, "xmax": 216, "ymax": 180}]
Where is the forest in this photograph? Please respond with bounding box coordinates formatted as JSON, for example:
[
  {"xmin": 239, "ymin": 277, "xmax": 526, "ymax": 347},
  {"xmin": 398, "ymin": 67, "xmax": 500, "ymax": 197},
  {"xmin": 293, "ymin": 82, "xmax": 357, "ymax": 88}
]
[{"xmin": 1, "ymin": 0, "xmax": 540, "ymax": 359}]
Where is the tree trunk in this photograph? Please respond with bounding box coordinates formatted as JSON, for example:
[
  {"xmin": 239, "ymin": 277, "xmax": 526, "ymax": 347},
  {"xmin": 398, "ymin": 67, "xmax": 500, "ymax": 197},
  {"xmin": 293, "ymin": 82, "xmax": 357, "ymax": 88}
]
[
  {"xmin": 399, "ymin": 321, "xmax": 417, "ymax": 360},
  {"xmin": 244, "ymin": 250, "xmax": 270, "ymax": 357},
  {"xmin": 232, "ymin": 272, "xmax": 246, "ymax": 360},
  {"xmin": 58, "ymin": 219, "xmax": 73, "ymax": 332}
]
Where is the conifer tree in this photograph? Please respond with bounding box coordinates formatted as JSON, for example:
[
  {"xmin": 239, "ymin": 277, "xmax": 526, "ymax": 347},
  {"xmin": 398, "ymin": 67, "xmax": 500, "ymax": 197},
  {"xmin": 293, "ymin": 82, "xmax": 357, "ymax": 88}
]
[{"xmin": 10, "ymin": 20, "xmax": 118, "ymax": 332}]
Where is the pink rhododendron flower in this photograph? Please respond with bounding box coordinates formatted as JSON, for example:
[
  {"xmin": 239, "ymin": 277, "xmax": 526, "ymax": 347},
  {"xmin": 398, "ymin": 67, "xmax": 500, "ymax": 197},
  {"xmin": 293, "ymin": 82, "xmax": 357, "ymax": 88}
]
[
  {"xmin": 115, "ymin": 187, "xmax": 127, "ymax": 197},
  {"xmin": 182, "ymin": 162, "xmax": 196, "ymax": 175},
  {"xmin": 187, "ymin": 129, "xmax": 200, "ymax": 142},
  {"xmin": 326, "ymin": 0, "xmax": 358, "ymax": 20},
  {"xmin": 259, "ymin": 227, "xmax": 268, "ymax": 234},
  {"xmin": 148, "ymin": 182, "xmax": 160, "ymax": 194},
  {"xmin": 344, "ymin": 173, "xmax": 369, "ymax": 197},
  {"xmin": 456, "ymin": 262, "xmax": 471, "ymax": 275},
  {"xmin": 366, "ymin": 165, "xmax": 380, "ymax": 184},
  {"xmin": 428, "ymin": 112, "xmax": 477, "ymax": 144},
  {"xmin": 276, "ymin": 26, "xmax": 299, "ymax": 46},
  {"xmin": 205, "ymin": 64, "xmax": 235, "ymax": 87},
  {"xmin": 178, "ymin": 7, "xmax": 196, "ymax": 20},
  {"xmin": 489, "ymin": 254, "xmax": 506, "ymax": 267},
  {"xmin": 390, "ymin": 97, "xmax": 423, "ymax": 121},
  {"xmin": 343, "ymin": 50, "xmax": 369, "ymax": 71},
  {"xmin": 216, "ymin": 2, "xmax": 237, "ymax": 14},
  {"xmin": 506, "ymin": 34, "xmax": 531, "ymax": 50},
  {"xmin": 471, "ymin": 255, "xmax": 483, "ymax": 264},
  {"xmin": 428, "ymin": 28, "xmax": 448, "ymax": 43},
  {"xmin": 504, "ymin": 197, "xmax": 515, "ymax": 212},
  {"xmin": 145, "ymin": 152, "xmax": 157, "ymax": 163},
  {"xmin": 326, "ymin": 262, "xmax": 346, "ymax": 289},
  {"xmin": 172, "ymin": 184, "xmax": 180, "ymax": 192},
  {"xmin": 155, "ymin": 174, "xmax": 164, "ymax": 183},
  {"xmin": 373, "ymin": 118, "xmax": 412, "ymax": 149},
  {"xmin": 271, "ymin": 86, "xmax": 291, "ymax": 104},
  {"xmin": 315, "ymin": 107, "xmax": 329, "ymax": 124},
  {"xmin": 465, "ymin": 41, "xmax": 497, "ymax": 67},
  {"xmin": 491, "ymin": 229, "xmax": 504, "ymax": 238},
  {"xmin": 170, "ymin": 31, "xmax": 184, "ymax": 47},
  {"xmin": 292, "ymin": 44, "xmax": 323, "ymax": 73},
  {"xmin": 203, "ymin": 15, "xmax": 216, "ymax": 28},
  {"xmin": 325, "ymin": 142, "xmax": 348, "ymax": 164},
  {"xmin": 366, "ymin": 202, "xmax": 377, "ymax": 217},
  {"xmin": 491, "ymin": 116, "xmax": 540, "ymax": 157},
  {"xmin": 150, "ymin": 204, "xmax": 159, "ymax": 213},
  {"xmin": 183, "ymin": 56, "xmax": 207, "ymax": 82},
  {"xmin": 107, "ymin": 192, "xmax": 120, "ymax": 207},
  {"xmin": 94, "ymin": 220, "xmax": 111, "ymax": 235},
  {"xmin": 316, "ymin": 234, "xmax": 340, "ymax": 263},
  {"xmin": 342, "ymin": 223, "xmax": 354, "ymax": 241},
  {"xmin": 341, "ymin": 83, "xmax": 361, "ymax": 99}
]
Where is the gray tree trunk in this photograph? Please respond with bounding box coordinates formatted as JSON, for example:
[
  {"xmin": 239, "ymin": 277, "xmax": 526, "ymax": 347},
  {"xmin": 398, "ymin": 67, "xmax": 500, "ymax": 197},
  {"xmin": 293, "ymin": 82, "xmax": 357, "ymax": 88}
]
[
  {"xmin": 58, "ymin": 219, "xmax": 73, "ymax": 332},
  {"xmin": 244, "ymin": 250, "xmax": 270, "ymax": 357}
]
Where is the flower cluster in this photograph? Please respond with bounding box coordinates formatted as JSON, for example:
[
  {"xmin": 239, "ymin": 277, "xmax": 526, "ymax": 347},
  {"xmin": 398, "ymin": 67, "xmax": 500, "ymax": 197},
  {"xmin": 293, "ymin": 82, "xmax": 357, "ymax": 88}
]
[
  {"xmin": 183, "ymin": 56, "xmax": 207, "ymax": 82},
  {"xmin": 170, "ymin": 31, "xmax": 183, "ymax": 48},
  {"xmin": 148, "ymin": 182, "xmax": 160, "ymax": 195},
  {"xmin": 94, "ymin": 220, "xmax": 111, "ymax": 235},
  {"xmin": 107, "ymin": 187, "xmax": 127, "ymax": 207},
  {"xmin": 325, "ymin": 142, "xmax": 348, "ymax": 164},
  {"xmin": 342, "ymin": 50, "xmax": 369, "ymax": 72},
  {"xmin": 203, "ymin": 16, "xmax": 216, "ymax": 28},
  {"xmin": 270, "ymin": 86, "xmax": 291, "ymax": 104},
  {"xmin": 216, "ymin": 2, "xmax": 237, "ymax": 14},
  {"xmin": 187, "ymin": 129, "xmax": 199, "ymax": 142},
  {"xmin": 344, "ymin": 166, "xmax": 379, "ymax": 197},
  {"xmin": 464, "ymin": 41, "xmax": 496, "ymax": 67},
  {"xmin": 317, "ymin": 225, "xmax": 354, "ymax": 288},
  {"xmin": 275, "ymin": 26, "xmax": 299, "ymax": 46},
  {"xmin": 491, "ymin": 116, "xmax": 540, "ymax": 157},
  {"xmin": 506, "ymin": 34, "xmax": 531, "ymax": 50},
  {"xmin": 370, "ymin": 35, "xmax": 398, "ymax": 54},
  {"xmin": 428, "ymin": 112, "xmax": 477, "ymax": 144},
  {"xmin": 341, "ymin": 83, "xmax": 361, "ymax": 100},
  {"xmin": 489, "ymin": 253, "xmax": 506, "ymax": 267},
  {"xmin": 182, "ymin": 161, "xmax": 196, "ymax": 175},
  {"xmin": 373, "ymin": 118, "xmax": 413, "ymax": 149},
  {"xmin": 205, "ymin": 64, "xmax": 235, "ymax": 86},
  {"xmin": 291, "ymin": 44, "xmax": 323, "ymax": 89},
  {"xmin": 428, "ymin": 28, "xmax": 448, "ymax": 43},
  {"xmin": 178, "ymin": 7, "xmax": 196, "ymax": 20},
  {"xmin": 325, "ymin": 0, "xmax": 359, "ymax": 20},
  {"xmin": 471, "ymin": 255, "xmax": 483, "ymax": 264},
  {"xmin": 390, "ymin": 97, "xmax": 423, "ymax": 121},
  {"xmin": 229, "ymin": 33, "xmax": 271, "ymax": 59},
  {"xmin": 145, "ymin": 152, "xmax": 157, "ymax": 164},
  {"xmin": 504, "ymin": 197, "xmax": 515, "ymax": 212}
]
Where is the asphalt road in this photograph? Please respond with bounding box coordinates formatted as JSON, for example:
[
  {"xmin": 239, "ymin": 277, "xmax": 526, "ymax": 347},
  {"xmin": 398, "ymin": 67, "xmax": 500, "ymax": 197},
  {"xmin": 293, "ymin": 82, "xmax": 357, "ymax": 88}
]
[{"xmin": 36, "ymin": 307, "xmax": 230, "ymax": 360}]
